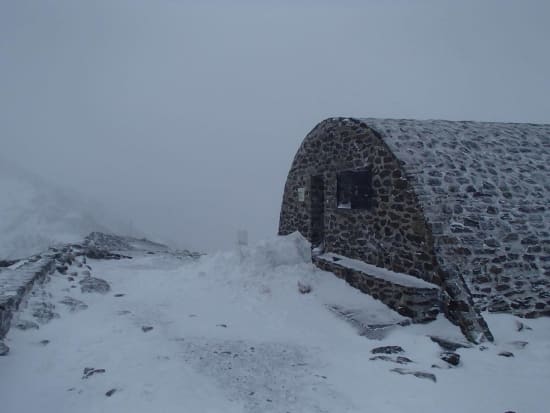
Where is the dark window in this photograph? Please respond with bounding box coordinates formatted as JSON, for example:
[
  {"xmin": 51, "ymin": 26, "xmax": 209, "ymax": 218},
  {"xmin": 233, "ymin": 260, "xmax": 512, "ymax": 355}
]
[{"xmin": 337, "ymin": 169, "xmax": 374, "ymax": 209}]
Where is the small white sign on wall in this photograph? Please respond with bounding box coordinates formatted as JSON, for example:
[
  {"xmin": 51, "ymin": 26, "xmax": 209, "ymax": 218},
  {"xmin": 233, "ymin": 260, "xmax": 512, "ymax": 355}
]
[{"xmin": 297, "ymin": 187, "xmax": 305, "ymax": 202}]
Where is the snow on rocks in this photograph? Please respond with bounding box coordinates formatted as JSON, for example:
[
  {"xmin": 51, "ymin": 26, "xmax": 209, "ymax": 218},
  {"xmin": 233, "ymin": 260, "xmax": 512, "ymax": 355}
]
[
  {"xmin": 428, "ymin": 335, "xmax": 472, "ymax": 351},
  {"xmin": 79, "ymin": 276, "xmax": 111, "ymax": 294},
  {"xmin": 390, "ymin": 368, "xmax": 437, "ymax": 383},
  {"xmin": 371, "ymin": 345, "xmax": 405, "ymax": 355},
  {"xmin": 82, "ymin": 367, "xmax": 106, "ymax": 379},
  {"xmin": 14, "ymin": 319, "xmax": 40, "ymax": 331},
  {"xmin": 31, "ymin": 302, "xmax": 60, "ymax": 324},
  {"xmin": 440, "ymin": 352, "xmax": 461, "ymax": 366},
  {"xmin": 59, "ymin": 297, "xmax": 89, "ymax": 312},
  {"xmin": 370, "ymin": 355, "xmax": 413, "ymax": 365},
  {"xmin": 0, "ymin": 341, "xmax": 8, "ymax": 356}
]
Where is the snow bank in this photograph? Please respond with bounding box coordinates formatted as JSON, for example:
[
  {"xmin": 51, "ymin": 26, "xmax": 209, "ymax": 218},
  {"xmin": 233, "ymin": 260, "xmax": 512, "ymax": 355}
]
[{"xmin": 247, "ymin": 231, "xmax": 311, "ymax": 268}]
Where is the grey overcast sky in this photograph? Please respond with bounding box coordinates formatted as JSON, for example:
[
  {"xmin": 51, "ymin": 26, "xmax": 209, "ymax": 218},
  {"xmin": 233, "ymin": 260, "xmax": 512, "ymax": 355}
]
[{"xmin": 1, "ymin": 0, "xmax": 550, "ymax": 251}]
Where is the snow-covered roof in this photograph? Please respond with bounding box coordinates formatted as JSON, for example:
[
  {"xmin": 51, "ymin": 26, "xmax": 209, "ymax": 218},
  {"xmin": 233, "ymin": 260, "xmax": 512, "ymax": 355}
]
[{"xmin": 358, "ymin": 118, "xmax": 550, "ymax": 312}]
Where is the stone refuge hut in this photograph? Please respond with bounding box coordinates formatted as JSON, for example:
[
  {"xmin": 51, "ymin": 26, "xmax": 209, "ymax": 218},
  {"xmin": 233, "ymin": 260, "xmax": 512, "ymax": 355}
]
[{"xmin": 279, "ymin": 117, "xmax": 550, "ymax": 342}]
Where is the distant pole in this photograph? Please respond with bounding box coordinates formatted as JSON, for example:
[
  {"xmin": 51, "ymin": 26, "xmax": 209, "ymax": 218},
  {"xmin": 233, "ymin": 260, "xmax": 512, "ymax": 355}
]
[{"xmin": 237, "ymin": 230, "xmax": 248, "ymax": 262}]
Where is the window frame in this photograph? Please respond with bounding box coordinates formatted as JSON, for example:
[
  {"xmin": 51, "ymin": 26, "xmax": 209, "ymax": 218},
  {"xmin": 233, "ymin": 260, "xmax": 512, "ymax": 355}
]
[{"xmin": 336, "ymin": 169, "xmax": 374, "ymax": 210}]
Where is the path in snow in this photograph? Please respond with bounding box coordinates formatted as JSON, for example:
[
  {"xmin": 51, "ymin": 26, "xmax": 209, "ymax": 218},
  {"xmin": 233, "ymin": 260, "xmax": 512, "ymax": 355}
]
[{"xmin": 1, "ymin": 235, "xmax": 550, "ymax": 413}]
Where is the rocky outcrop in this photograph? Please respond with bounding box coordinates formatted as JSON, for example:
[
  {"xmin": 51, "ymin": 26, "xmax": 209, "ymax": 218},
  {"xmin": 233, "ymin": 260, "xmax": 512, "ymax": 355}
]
[
  {"xmin": 79, "ymin": 277, "xmax": 111, "ymax": 294},
  {"xmin": 0, "ymin": 232, "xmax": 202, "ymax": 345},
  {"xmin": 0, "ymin": 255, "xmax": 56, "ymax": 339}
]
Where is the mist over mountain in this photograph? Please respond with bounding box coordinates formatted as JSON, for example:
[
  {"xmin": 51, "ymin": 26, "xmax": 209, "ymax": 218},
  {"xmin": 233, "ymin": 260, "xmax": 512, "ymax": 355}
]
[{"xmin": 0, "ymin": 159, "xmax": 140, "ymax": 259}]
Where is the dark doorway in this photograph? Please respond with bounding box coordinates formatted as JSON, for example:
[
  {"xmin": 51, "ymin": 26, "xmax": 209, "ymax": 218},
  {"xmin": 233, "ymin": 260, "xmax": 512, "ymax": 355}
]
[{"xmin": 310, "ymin": 175, "xmax": 325, "ymax": 247}]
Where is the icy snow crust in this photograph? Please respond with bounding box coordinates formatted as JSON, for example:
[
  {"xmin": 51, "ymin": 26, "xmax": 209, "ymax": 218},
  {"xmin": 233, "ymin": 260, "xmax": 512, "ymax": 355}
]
[{"xmin": 1, "ymin": 234, "xmax": 549, "ymax": 412}]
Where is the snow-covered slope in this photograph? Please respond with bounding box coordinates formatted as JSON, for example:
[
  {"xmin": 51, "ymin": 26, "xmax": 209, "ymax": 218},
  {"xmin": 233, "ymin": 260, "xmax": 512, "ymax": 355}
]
[
  {"xmin": 0, "ymin": 159, "xmax": 137, "ymax": 259},
  {"xmin": 1, "ymin": 233, "xmax": 548, "ymax": 412}
]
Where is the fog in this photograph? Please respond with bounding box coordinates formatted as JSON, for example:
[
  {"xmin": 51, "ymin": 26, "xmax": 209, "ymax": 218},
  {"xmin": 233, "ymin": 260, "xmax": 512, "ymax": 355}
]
[{"xmin": 1, "ymin": 0, "xmax": 549, "ymax": 252}]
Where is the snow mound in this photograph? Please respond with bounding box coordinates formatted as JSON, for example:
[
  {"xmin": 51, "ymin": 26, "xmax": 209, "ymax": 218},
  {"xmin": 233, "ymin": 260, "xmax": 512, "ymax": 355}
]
[{"xmin": 246, "ymin": 231, "xmax": 311, "ymax": 268}]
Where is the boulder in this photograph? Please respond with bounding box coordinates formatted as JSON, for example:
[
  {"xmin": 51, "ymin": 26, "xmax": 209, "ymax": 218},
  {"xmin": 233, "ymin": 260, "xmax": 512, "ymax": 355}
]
[
  {"xmin": 371, "ymin": 346, "xmax": 404, "ymax": 355},
  {"xmin": 31, "ymin": 302, "xmax": 60, "ymax": 324},
  {"xmin": 391, "ymin": 367, "xmax": 437, "ymax": 382},
  {"xmin": 14, "ymin": 320, "xmax": 40, "ymax": 330},
  {"xmin": 82, "ymin": 367, "xmax": 106, "ymax": 379},
  {"xmin": 440, "ymin": 352, "xmax": 461, "ymax": 366},
  {"xmin": 79, "ymin": 277, "xmax": 110, "ymax": 294},
  {"xmin": 429, "ymin": 336, "xmax": 471, "ymax": 351},
  {"xmin": 370, "ymin": 355, "xmax": 412, "ymax": 364},
  {"xmin": 59, "ymin": 297, "xmax": 88, "ymax": 312}
]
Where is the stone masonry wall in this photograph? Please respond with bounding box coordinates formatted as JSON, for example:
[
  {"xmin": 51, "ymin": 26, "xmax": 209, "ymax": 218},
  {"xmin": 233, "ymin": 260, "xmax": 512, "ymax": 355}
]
[
  {"xmin": 279, "ymin": 118, "xmax": 442, "ymax": 286},
  {"xmin": 314, "ymin": 256, "xmax": 443, "ymax": 323},
  {"xmin": 0, "ymin": 255, "xmax": 56, "ymax": 339},
  {"xmin": 363, "ymin": 118, "xmax": 550, "ymax": 319}
]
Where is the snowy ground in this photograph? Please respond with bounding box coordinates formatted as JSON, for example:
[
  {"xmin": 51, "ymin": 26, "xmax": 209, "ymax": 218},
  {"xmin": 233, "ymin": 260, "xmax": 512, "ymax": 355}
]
[{"xmin": 1, "ymin": 234, "xmax": 549, "ymax": 413}]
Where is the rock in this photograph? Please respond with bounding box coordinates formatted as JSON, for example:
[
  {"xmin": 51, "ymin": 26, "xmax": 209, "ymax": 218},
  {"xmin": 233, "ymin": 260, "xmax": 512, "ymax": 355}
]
[
  {"xmin": 80, "ymin": 276, "xmax": 110, "ymax": 294},
  {"xmin": 395, "ymin": 356, "xmax": 413, "ymax": 364},
  {"xmin": 390, "ymin": 368, "xmax": 437, "ymax": 382},
  {"xmin": 59, "ymin": 296, "xmax": 88, "ymax": 312},
  {"xmin": 0, "ymin": 342, "xmax": 9, "ymax": 356},
  {"xmin": 508, "ymin": 340, "xmax": 528, "ymax": 349},
  {"xmin": 371, "ymin": 346, "xmax": 404, "ymax": 355},
  {"xmin": 297, "ymin": 281, "xmax": 312, "ymax": 294},
  {"xmin": 0, "ymin": 259, "xmax": 18, "ymax": 268},
  {"xmin": 498, "ymin": 351, "xmax": 514, "ymax": 358},
  {"xmin": 440, "ymin": 352, "xmax": 460, "ymax": 366},
  {"xmin": 31, "ymin": 302, "xmax": 60, "ymax": 324},
  {"xmin": 515, "ymin": 320, "xmax": 531, "ymax": 331},
  {"xmin": 117, "ymin": 310, "xmax": 131, "ymax": 315},
  {"xmin": 84, "ymin": 245, "xmax": 130, "ymax": 260},
  {"xmin": 142, "ymin": 326, "xmax": 154, "ymax": 333},
  {"xmin": 429, "ymin": 336, "xmax": 471, "ymax": 351},
  {"xmin": 15, "ymin": 320, "xmax": 40, "ymax": 330},
  {"xmin": 370, "ymin": 355, "xmax": 412, "ymax": 364},
  {"xmin": 56, "ymin": 265, "xmax": 68, "ymax": 274},
  {"xmin": 105, "ymin": 388, "xmax": 117, "ymax": 397},
  {"xmin": 84, "ymin": 246, "xmax": 115, "ymax": 260},
  {"xmin": 82, "ymin": 367, "xmax": 106, "ymax": 379}
]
